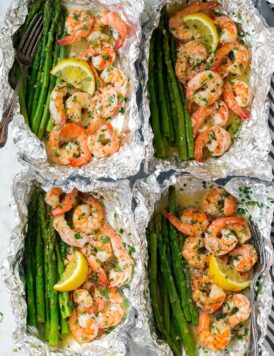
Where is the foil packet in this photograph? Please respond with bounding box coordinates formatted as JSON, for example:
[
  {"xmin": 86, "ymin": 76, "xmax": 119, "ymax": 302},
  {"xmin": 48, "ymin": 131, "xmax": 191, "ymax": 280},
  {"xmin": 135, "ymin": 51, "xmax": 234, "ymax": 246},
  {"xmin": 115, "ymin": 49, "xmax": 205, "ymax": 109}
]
[
  {"xmin": 0, "ymin": 0, "xmax": 144, "ymax": 181},
  {"xmin": 1, "ymin": 170, "xmax": 145, "ymax": 355},
  {"xmin": 141, "ymin": 0, "xmax": 274, "ymax": 181},
  {"xmin": 131, "ymin": 172, "xmax": 274, "ymax": 355}
]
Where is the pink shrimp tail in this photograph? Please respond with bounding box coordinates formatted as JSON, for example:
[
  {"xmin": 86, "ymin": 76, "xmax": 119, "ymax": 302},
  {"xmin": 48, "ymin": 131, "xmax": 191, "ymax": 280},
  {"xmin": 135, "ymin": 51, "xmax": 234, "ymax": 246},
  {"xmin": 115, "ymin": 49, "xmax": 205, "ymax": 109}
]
[{"xmin": 57, "ymin": 35, "xmax": 77, "ymax": 46}]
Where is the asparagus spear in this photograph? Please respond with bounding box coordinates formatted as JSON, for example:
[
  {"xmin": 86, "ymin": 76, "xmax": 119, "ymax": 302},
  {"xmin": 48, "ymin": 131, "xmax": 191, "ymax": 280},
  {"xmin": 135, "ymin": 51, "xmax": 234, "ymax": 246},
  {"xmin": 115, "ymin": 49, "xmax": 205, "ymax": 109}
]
[
  {"xmin": 18, "ymin": 81, "xmax": 29, "ymax": 125},
  {"xmin": 183, "ymin": 260, "xmax": 198, "ymax": 325},
  {"xmin": 24, "ymin": 189, "xmax": 38, "ymax": 327},
  {"xmin": 32, "ymin": 0, "xmax": 61, "ymax": 134},
  {"xmin": 167, "ymin": 186, "xmax": 191, "ymax": 322},
  {"xmin": 163, "ymin": 30, "xmax": 187, "ymax": 160},
  {"xmin": 27, "ymin": 41, "xmax": 42, "ymax": 118},
  {"xmin": 148, "ymin": 31, "xmax": 166, "ymax": 157},
  {"xmin": 22, "ymin": 0, "xmax": 44, "ymax": 33}
]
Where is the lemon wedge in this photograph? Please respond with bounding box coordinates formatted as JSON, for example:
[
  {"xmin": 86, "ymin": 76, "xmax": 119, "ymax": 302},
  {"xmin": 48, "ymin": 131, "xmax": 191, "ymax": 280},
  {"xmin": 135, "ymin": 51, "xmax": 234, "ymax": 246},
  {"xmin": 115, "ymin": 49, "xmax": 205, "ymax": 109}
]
[
  {"xmin": 209, "ymin": 255, "xmax": 250, "ymax": 292},
  {"xmin": 183, "ymin": 13, "xmax": 219, "ymax": 52},
  {"xmin": 54, "ymin": 250, "xmax": 89, "ymax": 292},
  {"xmin": 51, "ymin": 59, "xmax": 95, "ymax": 95}
]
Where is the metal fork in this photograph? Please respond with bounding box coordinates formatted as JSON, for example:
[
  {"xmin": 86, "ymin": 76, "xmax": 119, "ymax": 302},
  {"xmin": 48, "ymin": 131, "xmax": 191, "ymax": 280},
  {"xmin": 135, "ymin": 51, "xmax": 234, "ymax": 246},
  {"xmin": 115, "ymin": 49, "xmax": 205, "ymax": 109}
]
[
  {"xmin": 0, "ymin": 13, "xmax": 43, "ymax": 148},
  {"xmin": 247, "ymin": 220, "xmax": 267, "ymax": 356}
]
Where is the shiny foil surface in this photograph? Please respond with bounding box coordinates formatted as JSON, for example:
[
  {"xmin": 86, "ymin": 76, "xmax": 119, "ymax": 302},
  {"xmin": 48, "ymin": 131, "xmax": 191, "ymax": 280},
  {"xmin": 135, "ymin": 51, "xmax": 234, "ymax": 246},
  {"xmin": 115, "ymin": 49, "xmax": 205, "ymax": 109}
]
[
  {"xmin": 131, "ymin": 172, "xmax": 274, "ymax": 355},
  {"xmin": 0, "ymin": 0, "xmax": 144, "ymax": 181},
  {"xmin": 1, "ymin": 171, "xmax": 145, "ymax": 355},
  {"xmin": 141, "ymin": 0, "xmax": 274, "ymax": 181}
]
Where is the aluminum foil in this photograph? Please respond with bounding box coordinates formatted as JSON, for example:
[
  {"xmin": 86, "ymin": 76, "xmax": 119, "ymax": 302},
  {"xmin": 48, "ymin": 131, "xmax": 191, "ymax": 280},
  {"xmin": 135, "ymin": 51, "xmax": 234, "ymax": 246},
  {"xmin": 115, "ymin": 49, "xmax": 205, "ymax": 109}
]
[
  {"xmin": 0, "ymin": 0, "xmax": 144, "ymax": 181},
  {"xmin": 131, "ymin": 172, "xmax": 274, "ymax": 355},
  {"xmin": 141, "ymin": 0, "xmax": 274, "ymax": 181},
  {"xmin": 1, "ymin": 170, "xmax": 145, "ymax": 355}
]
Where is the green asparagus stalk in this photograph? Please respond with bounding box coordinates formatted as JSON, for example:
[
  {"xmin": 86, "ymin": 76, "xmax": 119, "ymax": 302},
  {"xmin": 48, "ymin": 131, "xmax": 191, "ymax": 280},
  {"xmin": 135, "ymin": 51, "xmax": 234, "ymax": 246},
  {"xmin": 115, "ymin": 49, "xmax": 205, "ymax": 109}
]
[
  {"xmin": 163, "ymin": 30, "xmax": 187, "ymax": 160},
  {"xmin": 18, "ymin": 83, "xmax": 29, "ymax": 125},
  {"xmin": 167, "ymin": 186, "xmax": 191, "ymax": 322},
  {"xmin": 25, "ymin": 189, "xmax": 38, "ymax": 327},
  {"xmin": 183, "ymin": 260, "xmax": 198, "ymax": 325},
  {"xmin": 148, "ymin": 31, "xmax": 166, "ymax": 157},
  {"xmin": 28, "ymin": 40, "xmax": 42, "ymax": 118},
  {"xmin": 22, "ymin": 0, "xmax": 44, "ymax": 33},
  {"xmin": 157, "ymin": 232, "xmax": 196, "ymax": 356}
]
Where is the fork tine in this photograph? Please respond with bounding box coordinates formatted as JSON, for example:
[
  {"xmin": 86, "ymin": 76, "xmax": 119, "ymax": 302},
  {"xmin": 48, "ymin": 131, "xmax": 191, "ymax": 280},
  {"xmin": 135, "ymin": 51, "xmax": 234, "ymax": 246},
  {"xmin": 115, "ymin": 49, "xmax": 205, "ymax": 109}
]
[
  {"xmin": 22, "ymin": 16, "xmax": 43, "ymax": 56},
  {"xmin": 26, "ymin": 19, "xmax": 43, "ymax": 57},
  {"xmin": 17, "ymin": 13, "xmax": 39, "ymax": 53}
]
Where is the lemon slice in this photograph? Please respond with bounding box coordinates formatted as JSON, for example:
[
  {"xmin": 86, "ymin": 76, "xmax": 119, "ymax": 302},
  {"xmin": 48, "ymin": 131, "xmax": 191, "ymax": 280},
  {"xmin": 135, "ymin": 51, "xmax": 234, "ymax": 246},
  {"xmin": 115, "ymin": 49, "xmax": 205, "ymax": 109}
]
[
  {"xmin": 54, "ymin": 250, "xmax": 89, "ymax": 292},
  {"xmin": 183, "ymin": 13, "xmax": 219, "ymax": 52},
  {"xmin": 51, "ymin": 59, "xmax": 95, "ymax": 95},
  {"xmin": 209, "ymin": 255, "xmax": 250, "ymax": 292}
]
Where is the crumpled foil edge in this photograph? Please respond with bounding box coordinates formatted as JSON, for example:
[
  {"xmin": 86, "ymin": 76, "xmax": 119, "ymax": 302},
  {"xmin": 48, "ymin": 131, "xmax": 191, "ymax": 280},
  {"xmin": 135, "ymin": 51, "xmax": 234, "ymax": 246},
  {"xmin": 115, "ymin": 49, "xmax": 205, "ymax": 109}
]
[
  {"xmin": 1, "ymin": 170, "xmax": 145, "ymax": 355},
  {"xmin": 0, "ymin": 0, "xmax": 145, "ymax": 181},
  {"xmin": 140, "ymin": 0, "xmax": 274, "ymax": 181},
  {"xmin": 130, "ymin": 172, "xmax": 274, "ymax": 355}
]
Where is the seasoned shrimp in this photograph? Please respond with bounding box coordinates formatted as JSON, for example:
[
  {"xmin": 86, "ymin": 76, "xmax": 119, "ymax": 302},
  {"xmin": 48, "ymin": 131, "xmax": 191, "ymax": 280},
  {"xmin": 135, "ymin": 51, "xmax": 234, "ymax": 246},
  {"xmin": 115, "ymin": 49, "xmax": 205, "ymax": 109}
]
[
  {"xmin": 69, "ymin": 309, "xmax": 98, "ymax": 343},
  {"xmin": 87, "ymin": 121, "xmax": 120, "ymax": 158},
  {"xmin": 223, "ymin": 80, "xmax": 251, "ymax": 120},
  {"xmin": 194, "ymin": 126, "xmax": 231, "ymax": 162},
  {"xmin": 183, "ymin": 236, "xmax": 208, "ymax": 269},
  {"xmin": 186, "ymin": 70, "xmax": 223, "ymax": 107},
  {"xmin": 229, "ymin": 244, "xmax": 258, "ymax": 272},
  {"xmin": 57, "ymin": 10, "xmax": 94, "ymax": 46},
  {"xmin": 191, "ymin": 101, "xmax": 229, "ymax": 136},
  {"xmin": 202, "ymin": 188, "xmax": 236, "ymax": 217},
  {"xmin": 169, "ymin": 1, "xmax": 219, "ymax": 42},
  {"xmin": 101, "ymin": 66, "xmax": 129, "ymax": 98},
  {"xmin": 73, "ymin": 289, "xmax": 97, "ymax": 313},
  {"xmin": 215, "ymin": 16, "xmax": 237, "ymax": 44},
  {"xmin": 100, "ymin": 221, "xmax": 133, "ymax": 287},
  {"xmin": 175, "ymin": 41, "xmax": 208, "ymax": 86},
  {"xmin": 80, "ymin": 40, "xmax": 116, "ymax": 71},
  {"xmin": 93, "ymin": 286, "xmax": 109, "ymax": 312},
  {"xmin": 93, "ymin": 10, "xmax": 129, "ymax": 50},
  {"xmin": 88, "ymin": 233, "xmax": 113, "ymax": 263},
  {"xmin": 163, "ymin": 208, "xmax": 209, "ymax": 236},
  {"xmin": 81, "ymin": 244, "xmax": 109, "ymax": 286},
  {"xmin": 73, "ymin": 195, "xmax": 105, "ymax": 235},
  {"xmin": 212, "ymin": 42, "xmax": 249, "ymax": 76},
  {"xmin": 50, "ymin": 83, "xmax": 76, "ymax": 125},
  {"xmin": 205, "ymin": 217, "xmax": 248, "ymax": 255},
  {"xmin": 198, "ymin": 312, "xmax": 231, "ymax": 351},
  {"xmin": 192, "ymin": 271, "xmax": 226, "ymax": 313},
  {"xmin": 45, "ymin": 187, "xmax": 78, "ymax": 216},
  {"xmin": 53, "ymin": 215, "xmax": 88, "ymax": 248},
  {"xmin": 223, "ymin": 293, "xmax": 251, "ymax": 328},
  {"xmin": 66, "ymin": 92, "xmax": 95, "ymax": 124},
  {"xmin": 47, "ymin": 123, "xmax": 92, "ymax": 167},
  {"xmin": 96, "ymin": 287, "xmax": 125, "ymax": 329},
  {"xmin": 93, "ymin": 85, "xmax": 120, "ymax": 119}
]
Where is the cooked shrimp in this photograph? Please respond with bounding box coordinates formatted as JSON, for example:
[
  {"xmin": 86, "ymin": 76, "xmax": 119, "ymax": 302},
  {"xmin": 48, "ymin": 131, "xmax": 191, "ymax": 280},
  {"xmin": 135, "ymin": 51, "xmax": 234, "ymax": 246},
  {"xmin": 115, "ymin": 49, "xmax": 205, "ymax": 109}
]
[
  {"xmin": 93, "ymin": 286, "xmax": 109, "ymax": 312},
  {"xmin": 65, "ymin": 92, "xmax": 95, "ymax": 124},
  {"xmin": 194, "ymin": 126, "xmax": 231, "ymax": 162},
  {"xmin": 202, "ymin": 188, "xmax": 236, "ymax": 217},
  {"xmin": 87, "ymin": 121, "xmax": 120, "ymax": 158},
  {"xmin": 175, "ymin": 41, "xmax": 208, "ymax": 86},
  {"xmin": 101, "ymin": 66, "xmax": 129, "ymax": 98},
  {"xmin": 57, "ymin": 10, "xmax": 94, "ymax": 46},
  {"xmin": 215, "ymin": 16, "xmax": 237, "ymax": 44},
  {"xmin": 53, "ymin": 214, "xmax": 88, "ymax": 248},
  {"xmin": 46, "ymin": 188, "xmax": 78, "ymax": 216},
  {"xmin": 87, "ymin": 30, "xmax": 110, "ymax": 43},
  {"xmin": 223, "ymin": 293, "xmax": 251, "ymax": 328},
  {"xmin": 80, "ymin": 40, "xmax": 116, "ymax": 71},
  {"xmin": 50, "ymin": 83, "xmax": 76, "ymax": 125},
  {"xmin": 191, "ymin": 101, "xmax": 229, "ymax": 136},
  {"xmin": 96, "ymin": 287, "xmax": 125, "ymax": 329},
  {"xmin": 183, "ymin": 236, "xmax": 208, "ymax": 269},
  {"xmin": 69, "ymin": 309, "xmax": 98, "ymax": 343},
  {"xmin": 163, "ymin": 208, "xmax": 209, "ymax": 236},
  {"xmin": 192, "ymin": 271, "xmax": 226, "ymax": 313},
  {"xmin": 169, "ymin": 1, "xmax": 219, "ymax": 42},
  {"xmin": 88, "ymin": 233, "xmax": 113, "ymax": 263},
  {"xmin": 93, "ymin": 10, "xmax": 129, "ymax": 50},
  {"xmin": 205, "ymin": 217, "xmax": 247, "ymax": 255},
  {"xmin": 212, "ymin": 41, "xmax": 249, "ymax": 76},
  {"xmin": 73, "ymin": 195, "xmax": 105, "ymax": 235},
  {"xmin": 100, "ymin": 221, "xmax": 133, "ymax": 287},
  {"xmin": 198, "ymin": 312, "xmax": 231, "ymax": 351},
  {"xmin": 73, "ymin": 289, "xmax": 97, "ymax": 313},
  {"xmin": 186, "ymin": 70, "xmax": 223, "ymax": 107},
  {"xmin": 229, "ymin": 244, "xmax": 258, "ymax": 272},
  {"xmin": 93, "ymin": 85, "xmax": 120, "ymax": 119},
  {"xmin": 81, "ymin": 244, "xmax": 109, "ymax": 286},
  {"xmin": 223, "ymin": 80, "xmax": 251, "ymax": 120}
]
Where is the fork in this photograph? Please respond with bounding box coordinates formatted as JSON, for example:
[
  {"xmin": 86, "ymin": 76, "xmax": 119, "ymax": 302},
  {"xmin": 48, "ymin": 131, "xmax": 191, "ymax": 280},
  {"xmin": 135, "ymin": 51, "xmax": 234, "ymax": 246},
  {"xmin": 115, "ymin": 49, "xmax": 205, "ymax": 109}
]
[
  {"xmin": 247, "ymin": 220, "xmax": 267, "ymax": 356},
  {"xmin": 0, "ymin": 13, "xmax": 43, "ymax": 148}
]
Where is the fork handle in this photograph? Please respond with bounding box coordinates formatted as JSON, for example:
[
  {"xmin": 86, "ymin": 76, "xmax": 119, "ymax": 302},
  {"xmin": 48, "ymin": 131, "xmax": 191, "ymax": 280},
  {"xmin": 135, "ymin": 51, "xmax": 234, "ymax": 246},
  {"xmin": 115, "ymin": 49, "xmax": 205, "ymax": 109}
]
[{"xmin": 0, "ymin": 66, "xmax": 27, "ymax": 148}]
